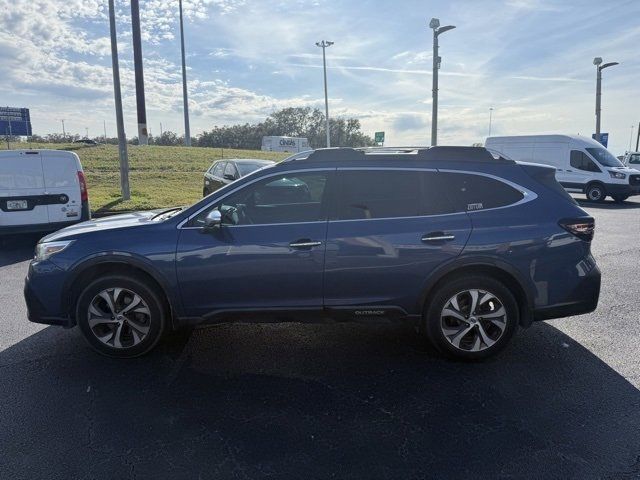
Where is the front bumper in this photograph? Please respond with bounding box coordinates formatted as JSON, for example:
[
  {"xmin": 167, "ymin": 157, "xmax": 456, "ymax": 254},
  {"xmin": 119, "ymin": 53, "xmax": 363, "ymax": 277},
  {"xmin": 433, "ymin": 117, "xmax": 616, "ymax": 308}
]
[
  {"xmin": 24, "ymin": 262, "xmax": 73, "ymax": 328},
  {"xmin": 533, "ymin": 263, "xmax": 601, "ymax": 321},
  {"xmin": 606, "ymin": 183, "xmax": 640, "ymax": 197}
]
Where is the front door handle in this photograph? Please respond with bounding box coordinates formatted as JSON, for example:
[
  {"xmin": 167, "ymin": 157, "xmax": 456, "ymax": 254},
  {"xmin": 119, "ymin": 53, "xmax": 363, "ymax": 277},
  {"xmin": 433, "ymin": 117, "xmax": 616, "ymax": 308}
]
[
  {"xmin": 421, "ymin": 233, "xmax": 455, "ymax": 242},
  {"xmin": 289, "ymin": 240, "xmax": 323, "ymax": 249}
]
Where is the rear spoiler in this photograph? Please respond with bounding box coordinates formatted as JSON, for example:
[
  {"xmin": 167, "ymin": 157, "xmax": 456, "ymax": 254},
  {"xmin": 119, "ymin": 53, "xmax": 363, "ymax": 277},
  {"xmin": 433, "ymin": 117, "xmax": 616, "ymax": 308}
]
[{"xmin": 517, "ymin": 161, "xmax": 577, "ymax": 205}]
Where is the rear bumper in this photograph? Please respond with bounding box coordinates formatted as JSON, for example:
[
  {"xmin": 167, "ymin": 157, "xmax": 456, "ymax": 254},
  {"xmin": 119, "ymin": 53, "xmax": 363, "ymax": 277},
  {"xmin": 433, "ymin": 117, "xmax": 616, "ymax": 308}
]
[
  {"xmin": 1, "ymin": 220, "xmax": 82, "ymax": 236},
  {"xmin": 533, "ymin": 263, "xmax": 601, "ymax": 321}
]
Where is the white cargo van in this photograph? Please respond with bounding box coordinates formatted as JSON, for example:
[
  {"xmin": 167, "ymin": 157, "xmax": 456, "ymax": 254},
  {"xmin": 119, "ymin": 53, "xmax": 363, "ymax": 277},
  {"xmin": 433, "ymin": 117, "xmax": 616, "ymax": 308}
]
[
  {"xmin": 261, "ymin": 136, "xmax": 310, "ymax": 153},
  {"xmin": 486, "ymin": 135, "xmax": 640, "ymax": 202},
  {"xmin": 0, "ymin": 150, "xmax": 90, "ymax": 234}
]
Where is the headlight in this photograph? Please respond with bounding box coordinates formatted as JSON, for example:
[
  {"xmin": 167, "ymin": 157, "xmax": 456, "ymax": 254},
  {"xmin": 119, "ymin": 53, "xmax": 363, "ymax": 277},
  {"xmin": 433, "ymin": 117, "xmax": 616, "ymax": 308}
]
[
  {"xmin": 609, "ymin": 170, "xmax": 626, "ymax": 179},
  {"xmin": 35, "ymin": 240, "xmax": 74, "ymax": 261}
]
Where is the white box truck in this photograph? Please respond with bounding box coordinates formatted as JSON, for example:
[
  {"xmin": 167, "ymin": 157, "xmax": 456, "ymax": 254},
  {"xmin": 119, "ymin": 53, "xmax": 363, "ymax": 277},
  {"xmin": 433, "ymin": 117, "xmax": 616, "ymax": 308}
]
[
  {"xmin": 261, "ymin": 136, "xmax": 310, "ymax": 153},
  {"xmin": 485, "ymin": 135, "xmax": 640, "ymax": 203}
]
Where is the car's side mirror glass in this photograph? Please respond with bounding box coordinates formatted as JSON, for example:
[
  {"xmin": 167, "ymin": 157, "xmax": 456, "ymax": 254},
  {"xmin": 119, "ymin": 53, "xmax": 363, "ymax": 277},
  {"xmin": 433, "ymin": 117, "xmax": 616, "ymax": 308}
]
[
  {"xmin": 203, "ymin": 209, "xmax": 222, "ymax": 230},
  {"xmin": 224, "ymin": 173, "xmax": 236, "ymax": 181}
]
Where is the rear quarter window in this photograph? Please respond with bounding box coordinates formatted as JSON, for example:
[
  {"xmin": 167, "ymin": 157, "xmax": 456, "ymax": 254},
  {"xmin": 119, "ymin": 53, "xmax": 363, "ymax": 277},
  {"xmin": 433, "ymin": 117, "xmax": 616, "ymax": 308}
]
[{"xmin": 440, "ymin": 172, "xmax": 524, "ymax": 212}]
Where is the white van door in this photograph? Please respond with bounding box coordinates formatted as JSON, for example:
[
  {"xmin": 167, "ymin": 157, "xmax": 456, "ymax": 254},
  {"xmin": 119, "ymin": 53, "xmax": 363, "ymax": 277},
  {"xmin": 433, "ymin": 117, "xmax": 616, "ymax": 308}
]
[
  {"xmin": 566, "ymin": 150, "xmax": 600, "ymax": 189},
  {"xmin": 0, "ymin": 151, "xmax": 49, "ymax": 226},
  {"xmin": 41, "ymin": 151, "xmax": 83, "ymax": 223}
]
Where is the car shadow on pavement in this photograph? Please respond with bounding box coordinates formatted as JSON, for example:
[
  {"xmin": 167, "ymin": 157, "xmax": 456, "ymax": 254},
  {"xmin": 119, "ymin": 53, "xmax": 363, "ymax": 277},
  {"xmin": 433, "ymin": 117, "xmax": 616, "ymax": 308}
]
[
  {"xmin": 0, "ymin": 234, "xmax": 41, "ymax": 267},
  {"xmin": 575, "ymin": 198, "xmax": 640, "ymax": 210},
  {"xmin": 1, "ymin": 321, "xmax": 639, "ymax": 480}
]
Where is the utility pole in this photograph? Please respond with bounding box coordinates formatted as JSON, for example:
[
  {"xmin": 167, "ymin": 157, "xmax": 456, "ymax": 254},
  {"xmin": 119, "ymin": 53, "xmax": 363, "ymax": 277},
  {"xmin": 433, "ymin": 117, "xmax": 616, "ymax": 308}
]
[
  {"xmin": 429, "ymin": 18, "xmax": 456, "ymax": 147},
  {"xmin": 593, "ymin": 57, "xmax": 618, "ymax": 144},
  {"xmin": 108, "ymin": 0, "xmax": 130, "ymax": 199},
  {"xmin": 636, "ymin": 121, "xmax": 640, "ymax": 151},
  {"xmin": 629, "ymin": 125, "xmax": 634, "ymax": 152},
  {"xmin": 160, "ymin": 122, "xmax": 163, "ymax": 137},
  {"xmin": 103, "ymin": 120, "xmax": 108, "ymax": 144},
  {"xmin": 61, "ymin": 119, "xmax": 66, "ymax": 140},
  {"xmin": 179, "ymin": 0, "xmax": 191, "ymax": 146},
  {"xmin": 131, "ymin": 0, "xmax": 148, "ymax": 145},
  {"xmin": 85, "ymin": 127, "xmax": 89, "ymax": 139},
  {"xmin": 315, "ymin": 40, "xmax": 334, "ymax": 148}
]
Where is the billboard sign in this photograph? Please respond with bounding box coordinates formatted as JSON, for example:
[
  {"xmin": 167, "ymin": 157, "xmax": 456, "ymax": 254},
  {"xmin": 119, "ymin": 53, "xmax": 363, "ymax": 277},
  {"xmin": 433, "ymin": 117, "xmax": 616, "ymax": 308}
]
[
  {"xmin": 374, "ymin": 131, "xmax": 385, "ymax": 144},
  {"xmin": 0, "ymin": 107, "xmax": 32, "ymax": 136}
]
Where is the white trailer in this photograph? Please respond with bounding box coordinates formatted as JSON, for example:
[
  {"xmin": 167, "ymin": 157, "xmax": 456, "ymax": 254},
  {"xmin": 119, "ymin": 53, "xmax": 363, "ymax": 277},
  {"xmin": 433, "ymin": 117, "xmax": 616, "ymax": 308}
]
[{"xmin": 261, "ymin": 136, "xmax": 310, "ymax": 153}]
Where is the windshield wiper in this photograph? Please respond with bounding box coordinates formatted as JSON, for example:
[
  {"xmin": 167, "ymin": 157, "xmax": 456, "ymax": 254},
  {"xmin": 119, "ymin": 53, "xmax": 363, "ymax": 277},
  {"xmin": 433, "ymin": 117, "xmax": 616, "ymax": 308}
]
[{"xmin": 151, "ymin": 207, "xmax": 183, "ymax": 220}]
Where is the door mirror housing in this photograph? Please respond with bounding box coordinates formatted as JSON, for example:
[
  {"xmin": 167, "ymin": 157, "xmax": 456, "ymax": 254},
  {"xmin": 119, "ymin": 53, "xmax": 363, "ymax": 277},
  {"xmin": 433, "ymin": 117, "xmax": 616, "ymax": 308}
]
[
  {"xmin": 223, "ymin": 173, "xmax": 236, "ymax": 181},
  {"xmin": 203, "ymin": 209, "xmax": 222, "ymax": 230}
]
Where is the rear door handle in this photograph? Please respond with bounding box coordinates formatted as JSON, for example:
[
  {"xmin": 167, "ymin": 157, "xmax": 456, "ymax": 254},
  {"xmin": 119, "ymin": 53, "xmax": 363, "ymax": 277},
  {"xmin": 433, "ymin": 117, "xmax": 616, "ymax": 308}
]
[
  {"xmin": 289, "ymin": 240, "xmax": 322, "ymax": 249},
  {"xmin": 421, "ymin": 233, "xmax": 455, "ymax": 242}
]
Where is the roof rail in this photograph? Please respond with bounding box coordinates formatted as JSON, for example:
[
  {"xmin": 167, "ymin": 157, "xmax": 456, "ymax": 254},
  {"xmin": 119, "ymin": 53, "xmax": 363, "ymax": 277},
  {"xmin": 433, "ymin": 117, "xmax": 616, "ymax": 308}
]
[{"xmin": 281, "ymin": 146, "xmax": 514, "ymax": 164}]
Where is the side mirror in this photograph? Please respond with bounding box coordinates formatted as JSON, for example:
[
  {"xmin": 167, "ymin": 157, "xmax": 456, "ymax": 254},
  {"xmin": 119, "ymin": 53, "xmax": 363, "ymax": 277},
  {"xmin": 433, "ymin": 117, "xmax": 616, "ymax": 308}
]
[
  {"xmin": 223, "ymin": 173, "xmax": 236, "ymax": 181},
  {"xmin": 203, "ymin": 209, "xmax": 222, "ymax": 230}
]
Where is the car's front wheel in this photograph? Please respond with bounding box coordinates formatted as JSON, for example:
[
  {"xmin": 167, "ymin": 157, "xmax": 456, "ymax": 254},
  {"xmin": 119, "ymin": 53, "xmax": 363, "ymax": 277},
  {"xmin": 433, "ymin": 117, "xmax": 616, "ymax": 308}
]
[
  {"xmin": 76, "ymin": 275, "xmax": 167, "ymax": 358},
  {"xmin": 423, "ymin": 275, "xmax": 519, "ymax": 360},
  {"xmin": 586, "ymin": 183, "xmax": 606, "ymax": 202}
]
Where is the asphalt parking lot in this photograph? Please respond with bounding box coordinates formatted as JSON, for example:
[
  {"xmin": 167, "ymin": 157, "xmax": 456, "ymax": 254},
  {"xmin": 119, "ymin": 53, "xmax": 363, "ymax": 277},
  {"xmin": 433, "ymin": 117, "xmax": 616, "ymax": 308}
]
[{"xmin": 1, "ymin": 197, "xmax": 639, "ymax": 480}]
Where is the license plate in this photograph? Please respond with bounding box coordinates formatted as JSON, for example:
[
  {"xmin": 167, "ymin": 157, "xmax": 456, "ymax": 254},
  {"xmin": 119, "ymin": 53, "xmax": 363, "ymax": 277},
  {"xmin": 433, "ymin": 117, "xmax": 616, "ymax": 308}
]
[{"xmin": 7, "ymin": 200, "xmax": 28, "ymax": 210}]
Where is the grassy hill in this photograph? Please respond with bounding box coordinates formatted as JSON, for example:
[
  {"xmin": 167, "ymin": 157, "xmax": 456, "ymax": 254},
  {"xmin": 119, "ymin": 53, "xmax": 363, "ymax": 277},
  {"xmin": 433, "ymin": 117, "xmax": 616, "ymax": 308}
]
[{"xmin": 7, "ymin": 143, "xmax": 288, "ymax": 212}]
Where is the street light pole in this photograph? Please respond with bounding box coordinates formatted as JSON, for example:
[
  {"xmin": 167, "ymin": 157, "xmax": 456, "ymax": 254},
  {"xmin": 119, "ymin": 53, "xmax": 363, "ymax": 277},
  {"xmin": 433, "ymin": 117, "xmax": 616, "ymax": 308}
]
[
  {"xmin": 429, "ymin": 18, "xmax": 455, "ymax": 147},
  {"xmin": 316, "ymin": 40, "xmax": 334, "ymax": 148},
  {"xmin": 61, "ymin": 119, "xmax": 66, "ymax": 140},
  {"xmin": 593, "ymin": 57, "xmax": 618, "ymax": 144},
  {"xmin": 179, "ymin": 0, "xmax": 191, "ymax": 147},
  {"xmin": 131, "ymin": 0, "xmax": 148, "ymax": 146}
]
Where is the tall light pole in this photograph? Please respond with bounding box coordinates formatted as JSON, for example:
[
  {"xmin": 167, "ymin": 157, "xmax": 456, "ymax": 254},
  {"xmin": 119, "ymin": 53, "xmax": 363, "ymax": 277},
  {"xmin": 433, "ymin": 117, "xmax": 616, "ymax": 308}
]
[
  {"xmin": 108, "ymin": 0, "xmax": 130, "ymax": 200},
  {"xmin": 61, "ymin": 119, "xmax": 66, "ymax": 140},
  {"xmin": 316, "ymin": 40, "xmax": 334, "ymax": 148},
  {"xmin": 131, "ymin": 0, "xmax": 148, "ymax": 145},
  {"xmin": 593, "ymin": 57, "xmax": 618, "ymax": 144},
  {"xmin": 488, "ymin": 107, "xmax": 494, "ymax": 137},
  {"xmin": 179, "ymin": 0, "xmax": 191, "ymax": 147},
  {"xmin": 429, "ymin": 18, "xmax": 455, "ymax": 147}
]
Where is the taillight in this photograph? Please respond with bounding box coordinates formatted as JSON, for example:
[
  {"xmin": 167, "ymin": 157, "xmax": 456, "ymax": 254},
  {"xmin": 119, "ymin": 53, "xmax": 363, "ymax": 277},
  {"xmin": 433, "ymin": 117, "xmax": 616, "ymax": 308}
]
[
  {"xmin": 559, "ymin": 217, "xmax": 594, "ymax": 242},
  {"xmin": 77, "ymin": 171, "xmax": 88, "ymax": 202}
]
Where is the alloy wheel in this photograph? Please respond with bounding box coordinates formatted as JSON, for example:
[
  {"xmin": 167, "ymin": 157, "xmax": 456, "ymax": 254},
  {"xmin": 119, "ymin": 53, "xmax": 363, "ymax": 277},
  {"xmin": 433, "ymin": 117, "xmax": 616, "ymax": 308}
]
[
  {"xmin": 87, "ymin": 287, "xmax": 151, "ymax": 349},
  {"xmin": 440, "ymin": 289, "xmax": 507, "ymax": 352}
]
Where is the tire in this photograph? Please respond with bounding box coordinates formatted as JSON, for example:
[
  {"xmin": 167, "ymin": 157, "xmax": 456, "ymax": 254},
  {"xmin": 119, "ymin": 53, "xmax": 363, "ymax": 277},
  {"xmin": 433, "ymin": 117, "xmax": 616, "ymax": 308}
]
[
  {"xmin": 423, "ymin": 275, "xmax": 519, "ymax": 360},
  {"xmin": 612, "ymin": 195, "xmax": 629, "ymax": 203},
  {"xmin": 76, "ymin": 274, "xmax": 168, "ymax": 358},
  {"xmin": 585, "ymin": 183, "xmax": 606, "ymax": 202},
  {"xmin": 203, "ymin": 188, "xmax": 208, "ymax": 197}
]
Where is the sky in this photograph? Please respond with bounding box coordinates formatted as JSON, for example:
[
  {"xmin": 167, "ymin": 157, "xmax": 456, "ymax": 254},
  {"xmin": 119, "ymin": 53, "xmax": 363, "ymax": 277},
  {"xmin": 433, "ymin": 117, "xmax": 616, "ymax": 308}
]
[{"xmin": 1, "ymin": 0, "xmax": 639, "ymax": 155}]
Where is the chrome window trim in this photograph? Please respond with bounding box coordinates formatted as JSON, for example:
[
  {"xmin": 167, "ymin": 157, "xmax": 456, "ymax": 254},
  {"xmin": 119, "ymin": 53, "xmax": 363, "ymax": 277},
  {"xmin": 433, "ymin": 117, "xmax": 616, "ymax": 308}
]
[
  {"xmin": 179, "ymin": 166, "xmax": 538, "ymax": 229},
  {"xmin": 177, "ymin": 167, "xmax": 336, "ymax": 229},
  {"xmin": 329, "ymin": 167, "xmax": 537, "ymax": 223}
]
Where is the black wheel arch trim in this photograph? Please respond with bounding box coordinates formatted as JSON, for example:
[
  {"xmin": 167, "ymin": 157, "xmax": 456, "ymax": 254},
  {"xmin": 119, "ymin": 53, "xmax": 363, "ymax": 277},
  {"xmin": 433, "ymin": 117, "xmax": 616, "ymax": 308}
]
[
  {"xmin": 62, "ymin": 252, "xmax": 181, "ymax": 328},
  {"xmin": 417, "ymin": 255, "xmax": 536, "ymax": 326}
]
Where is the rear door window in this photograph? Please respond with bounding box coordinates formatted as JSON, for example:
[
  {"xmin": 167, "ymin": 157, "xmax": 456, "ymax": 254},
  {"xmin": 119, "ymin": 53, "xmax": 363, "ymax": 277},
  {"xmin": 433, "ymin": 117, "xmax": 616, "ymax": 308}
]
[
  {"xmin": 570, "ymin": 151, "xmax": 601, "ymax": 172},
  {"xmin": 334, "ymin": 170, "xmax": 422, "ymax": 220},
  {"xmin": 439, "ymin": 172, "xmax": 524, "ymax": 212}
]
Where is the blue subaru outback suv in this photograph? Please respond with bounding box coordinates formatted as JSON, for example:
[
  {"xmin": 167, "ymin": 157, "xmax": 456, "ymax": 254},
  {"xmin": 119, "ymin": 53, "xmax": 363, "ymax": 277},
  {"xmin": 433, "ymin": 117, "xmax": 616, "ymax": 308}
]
[{"xmin": 24, "ymin": 147, "xmax": 601, "ymax": 360}]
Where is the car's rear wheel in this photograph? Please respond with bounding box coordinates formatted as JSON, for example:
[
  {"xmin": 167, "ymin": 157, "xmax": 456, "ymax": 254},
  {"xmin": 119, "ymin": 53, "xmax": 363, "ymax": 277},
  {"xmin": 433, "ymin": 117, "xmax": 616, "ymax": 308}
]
[
  {"xmin": 76, "ymin": 275, "xmax": 167, "ymax": 358},
  {"xmin": 423, "ymin": 275, "xmax": 519, "ymax": 360},
  {"xmin": 586, "ymin": 183, "xmax": 606, "ymax": 202}
]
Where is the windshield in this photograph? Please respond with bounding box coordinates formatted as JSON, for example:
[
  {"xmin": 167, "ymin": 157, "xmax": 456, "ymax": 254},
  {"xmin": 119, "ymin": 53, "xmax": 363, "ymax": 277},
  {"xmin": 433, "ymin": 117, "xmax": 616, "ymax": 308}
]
[
  {"xmin": 237, "ymin": 163, "xmax": 269, "ymax": 176},
  {"xmin": 585, "ymin": 147, "xmax": 624, "ymax": 167}
]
